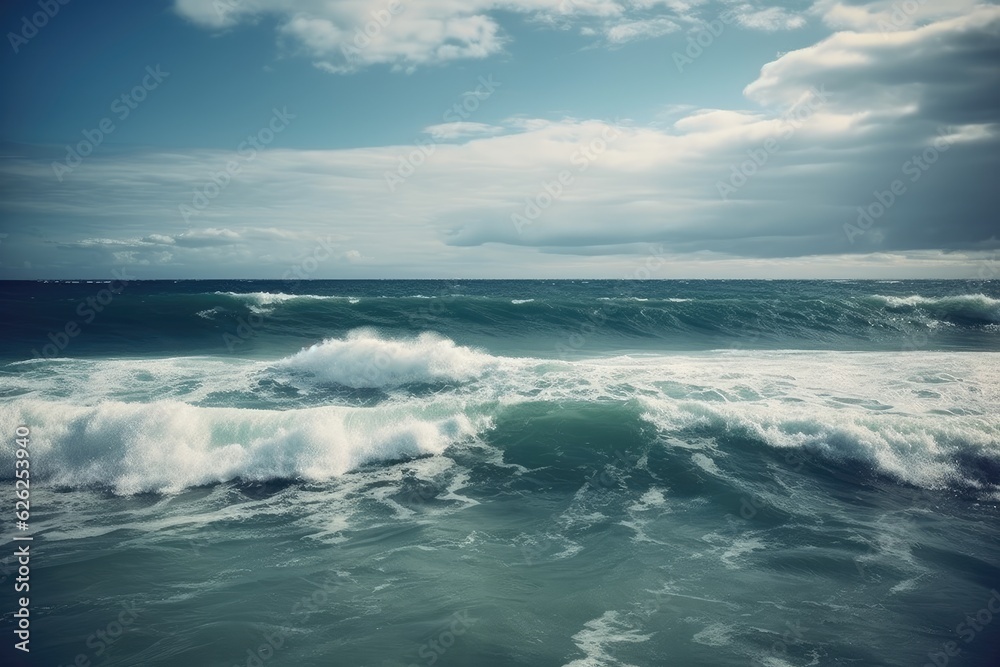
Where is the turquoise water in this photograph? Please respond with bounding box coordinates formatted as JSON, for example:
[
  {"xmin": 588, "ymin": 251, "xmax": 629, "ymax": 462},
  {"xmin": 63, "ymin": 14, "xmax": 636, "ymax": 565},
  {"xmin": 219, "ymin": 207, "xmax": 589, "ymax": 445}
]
[{"xmin": 1, "ymin": 280, "xmax": 999, "ymax": 666}]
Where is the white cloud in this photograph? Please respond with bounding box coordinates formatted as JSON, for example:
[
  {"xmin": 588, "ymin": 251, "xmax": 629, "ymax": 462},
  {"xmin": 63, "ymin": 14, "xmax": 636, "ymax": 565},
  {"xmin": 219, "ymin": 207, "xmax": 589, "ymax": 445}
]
[
  {"xmin": 424, "ymin": 122, "xmax": 506, "ymax": 140},
  {"xmin": 173, "ymin": 0, "xmax": 806, "ymax": 73},
  {"xmin": 59, "ymin": 228, "xmax": 312, "ymax": 268},
  {"xmin": 744, "ymin": 6, "xmax": 1000, "ymax": 110},
  {"xmin": 811, "ymin": 0, "xmax": 988, "ymax": 31},
  {"xmin": 4, "ymin": 5, "xmax": 996, "ymax": 277},
  {"xmin": 175, "ymin": 0, "xmax": 613, "ymax": 72},
  {"xmin": 605, "ymin": 17, "xmax": 680, "ymax": 42},
  {"xmin": 672, "ymin": 109, "xmax": 763, "ymax": 132},
  {"xmin": 729, "ymin": 4, "xmax": 807, "ymax": 31}
]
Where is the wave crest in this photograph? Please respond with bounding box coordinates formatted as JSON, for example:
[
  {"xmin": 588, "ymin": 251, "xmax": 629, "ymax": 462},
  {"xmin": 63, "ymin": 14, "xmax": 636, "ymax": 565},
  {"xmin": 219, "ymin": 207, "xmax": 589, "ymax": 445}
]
[
  {"xmin": 272, "ymin": 329, "xmax": 494, "ymax": 389},
  {"xmin": 0, "ymin": 399, "xmax": 483, "ymax": 494},
  {"xmin": 870, "ymin": 293, "xmax": 1000, "ymax": 323},
  {"xmin": 215, "ymin": 291, "xmax": 347, "ymax": 305},
  {"xmin": 640, "ymin": 396, "xmax": 1000, "ymax": 495}
]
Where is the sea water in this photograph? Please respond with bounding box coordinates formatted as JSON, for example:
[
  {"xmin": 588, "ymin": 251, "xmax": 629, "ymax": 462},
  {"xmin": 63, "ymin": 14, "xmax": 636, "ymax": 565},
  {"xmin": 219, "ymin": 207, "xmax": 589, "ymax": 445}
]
[{"xmin": 1, "ymin": 280, "xmax": 998, "ymax": 666}]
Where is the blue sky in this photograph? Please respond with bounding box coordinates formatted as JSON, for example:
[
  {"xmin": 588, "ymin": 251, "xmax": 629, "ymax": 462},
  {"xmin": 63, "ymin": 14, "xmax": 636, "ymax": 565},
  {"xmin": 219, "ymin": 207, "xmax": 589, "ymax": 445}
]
[{"xmin": 0, "ymin": 0, "xmax": 997, "ymax": 278}]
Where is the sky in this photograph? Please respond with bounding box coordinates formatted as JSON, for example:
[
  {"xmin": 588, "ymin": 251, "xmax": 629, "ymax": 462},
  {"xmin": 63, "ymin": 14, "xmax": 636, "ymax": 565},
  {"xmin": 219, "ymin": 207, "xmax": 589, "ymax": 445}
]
[{"xmin": 0, "ymin": 0, "xmax": 997, "ymax": 279}]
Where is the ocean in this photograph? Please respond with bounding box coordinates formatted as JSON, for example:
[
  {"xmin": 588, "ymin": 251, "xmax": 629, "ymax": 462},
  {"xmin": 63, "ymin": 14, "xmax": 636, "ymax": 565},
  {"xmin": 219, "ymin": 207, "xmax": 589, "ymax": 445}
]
[{"xmin": 1, "ymin": 279, "xmax": 999, "ymax": 666}]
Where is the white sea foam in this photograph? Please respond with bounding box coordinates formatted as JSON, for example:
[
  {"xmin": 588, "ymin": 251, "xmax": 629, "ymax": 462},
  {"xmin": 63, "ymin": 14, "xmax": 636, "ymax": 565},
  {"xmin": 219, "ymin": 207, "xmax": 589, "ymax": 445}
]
[
  {"xmin": 196, "ymin": 307, "xmax": 223, "ymax": 319},
  {"xmin": 214, "ymin": 291, "xmax": 348, "ymax": 305},
  {"xmin": 638, "ymin": 383, "xmax": 1000, "ymax": 495},
  {"xmin": 272, "ymin": 329, "xmax": 495, "ymax": 389},
  {"xmin": 628, "ymin": 488, "xmax": 668, "ymax": 512},
  {"xmin": 4, "ymin": 335, "xmax": 998, "ymax": 496},
  {"xmin": 0, "ymin": 398, "xmax": 484, "ymax": 495},
  {"xmin": 563, "ymin": 611, "xmax": 651, "ymax": 667},
  {"xmin": 692, "ymin": 622, "xmax": 733, "ymax": 647},
  {"xmin": 595, "ymin": 297, "xmax": 690, "ymax": 303},
  {"xmin": 869, "ymin": 293, "xmax": 1000, "ymax": 321}
]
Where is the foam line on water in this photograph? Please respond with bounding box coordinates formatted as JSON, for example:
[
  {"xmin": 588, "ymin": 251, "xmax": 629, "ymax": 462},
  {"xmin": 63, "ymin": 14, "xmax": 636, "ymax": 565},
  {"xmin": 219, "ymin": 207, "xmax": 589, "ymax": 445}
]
[
  {"xmin": 3, "ymin": 334, "xmax": 998, "ymax": 496},
  {"xmin": 0, "ymin": 398, "xmax": 486, "ymax": 494},
  {"xmin": 213, "ymin": 291, "xmax": 351, "ymax": 304}
]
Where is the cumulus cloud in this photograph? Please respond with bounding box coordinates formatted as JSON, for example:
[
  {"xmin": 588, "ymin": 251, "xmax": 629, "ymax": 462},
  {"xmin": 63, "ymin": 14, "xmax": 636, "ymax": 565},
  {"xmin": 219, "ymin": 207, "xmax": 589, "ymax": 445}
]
[
  {"xmin": 746, "ymin": 6, "xmax": 1000, "ymax": 115},
  {"xmin": 174, "ymin": 0, "xmax": 595, "ymax": 72},
  {"xmin": 2, "ymin": 2, "xmax": 996, "ymax": 278},
  {"xmin": 173, "ymin": 0, "xmax": 807, "ymax": 72}
]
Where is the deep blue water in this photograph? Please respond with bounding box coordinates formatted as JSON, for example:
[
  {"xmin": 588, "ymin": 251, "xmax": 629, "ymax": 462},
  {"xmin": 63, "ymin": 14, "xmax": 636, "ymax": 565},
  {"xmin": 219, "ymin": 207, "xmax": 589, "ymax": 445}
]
[
  {"xmin": 1, "ymin": 280, "xmax": 999, "ymax": 666},
  {"xmin": 1, "ymin": 280, "xmax": 999, "ymax": 361}
]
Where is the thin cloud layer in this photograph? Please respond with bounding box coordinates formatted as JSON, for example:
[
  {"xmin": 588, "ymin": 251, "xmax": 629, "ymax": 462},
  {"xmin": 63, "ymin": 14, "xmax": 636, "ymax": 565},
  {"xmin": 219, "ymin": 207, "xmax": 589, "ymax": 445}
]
[
  {"xmin": 173, "ymin": 0, "xmax": 808, "ymax": 72},
  {"xmin": 812, "ymin": 0, "xmax": 987, "ymax": 30}
]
